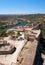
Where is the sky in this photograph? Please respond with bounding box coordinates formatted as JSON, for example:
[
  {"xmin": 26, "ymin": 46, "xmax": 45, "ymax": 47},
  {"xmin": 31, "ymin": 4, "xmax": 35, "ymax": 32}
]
[{"xmin": 0, "ymin": 0, "xmax": 45, "ymax": 14}]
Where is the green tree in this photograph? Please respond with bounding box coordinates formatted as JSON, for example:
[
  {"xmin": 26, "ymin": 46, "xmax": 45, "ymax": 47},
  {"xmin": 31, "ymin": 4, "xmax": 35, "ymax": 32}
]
[
  {"xmin": 17, "ymin": 32, "xmax": 21, "ymax": 37},
  {"xmin": 7, "ymin": 30, "xmax": 15, "ymax": 36},
  {"xmin": 0, "ymin": 27, "xmax": 6, "ymax": 37}
]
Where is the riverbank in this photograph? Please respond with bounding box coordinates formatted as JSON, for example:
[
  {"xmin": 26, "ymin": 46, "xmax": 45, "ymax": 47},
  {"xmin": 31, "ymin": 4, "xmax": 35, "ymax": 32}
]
[{"xmin": 4, "ymin": 20, "xmax": 27, "ymax": 30}]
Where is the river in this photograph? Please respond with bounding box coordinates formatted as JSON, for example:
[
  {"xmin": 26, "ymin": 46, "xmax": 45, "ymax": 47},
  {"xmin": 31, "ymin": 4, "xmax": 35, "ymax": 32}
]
[{"xmin": 5, "ymin": 20, "xmax": 27, "ymax": 30}]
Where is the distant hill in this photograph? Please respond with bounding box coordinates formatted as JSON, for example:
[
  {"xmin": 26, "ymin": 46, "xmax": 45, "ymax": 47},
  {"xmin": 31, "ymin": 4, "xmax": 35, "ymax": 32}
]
[
  {"xmin": 15, "ymin": 14, "xmax": 45, "ymax": 27},
  {"xmin": 0, "ymin": 14, "xmax": 45, "ymax": 27},
  {"xmin": 0, "ymin": 14, "xmax": 45, "ymax": 39}
]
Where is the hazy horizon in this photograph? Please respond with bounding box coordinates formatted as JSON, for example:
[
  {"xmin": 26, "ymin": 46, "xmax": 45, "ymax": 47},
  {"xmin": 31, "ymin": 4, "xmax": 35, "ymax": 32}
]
[{"xmin": 1, "ymin": 13, "xmax": 45, "ymax": 15}]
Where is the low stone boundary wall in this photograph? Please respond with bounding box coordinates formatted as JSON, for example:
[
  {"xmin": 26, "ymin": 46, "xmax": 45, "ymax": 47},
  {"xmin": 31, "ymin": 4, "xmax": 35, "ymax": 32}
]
[
  {"xmin": 0, "ymin": 43, "xmax": 16, "ymax": 55},
  {"xmin": 0, "ymin": 47, "xmax": 16, "ymax": 55}
]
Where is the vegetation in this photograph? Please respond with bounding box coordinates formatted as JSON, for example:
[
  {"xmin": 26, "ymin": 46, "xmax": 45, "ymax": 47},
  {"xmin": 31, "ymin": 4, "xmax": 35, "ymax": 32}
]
[
  {"xmin": 0, "ymin": 14, "xmax": 45, "ymax": 26},
  {"xmin": 0, "ymin": 14, "xmax": 45, "ymax": 38},
  {"xmin": 0, "ymin": 27, "xmax": 6, "ymax": 37},
  {"xmin": 7, "ymin": 30, "xmax": 15, "ymax": 36},
  {"xmin": 16, "ymin": 32, "xmax": 21, "ymax": 38},
  {"xmin": 14, "ymin": 14, "xmax": 45, "ymax": 27},
  {"xmin": 42, "ymin": 27, "xmax": 45, "ymax": 39}
]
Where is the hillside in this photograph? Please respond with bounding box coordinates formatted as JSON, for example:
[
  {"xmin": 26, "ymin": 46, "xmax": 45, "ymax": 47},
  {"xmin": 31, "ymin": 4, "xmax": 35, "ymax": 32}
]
[
  {"xmin": 15, "ymin": 14, "xmax": 45, "ymax": 27},
  {"xmin": 0, "ymin": 14, "xmax": 45, "ymax": 39},
  {"xmin": 0, "ymin": 14, "xmax": 45, "ymax": 27}
]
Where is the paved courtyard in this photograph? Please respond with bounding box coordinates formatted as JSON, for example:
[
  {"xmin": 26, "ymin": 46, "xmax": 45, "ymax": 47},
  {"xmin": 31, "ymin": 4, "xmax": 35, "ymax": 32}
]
[{"xmin": 0, "ymin": 34, "xmax": 27, "ymax": 65}]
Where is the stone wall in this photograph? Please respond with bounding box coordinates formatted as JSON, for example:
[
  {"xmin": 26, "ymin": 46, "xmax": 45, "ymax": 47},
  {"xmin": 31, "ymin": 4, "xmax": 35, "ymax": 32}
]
[{"xmin": 0, "ymin": 44, "xmax": 16, "ymax": 55}]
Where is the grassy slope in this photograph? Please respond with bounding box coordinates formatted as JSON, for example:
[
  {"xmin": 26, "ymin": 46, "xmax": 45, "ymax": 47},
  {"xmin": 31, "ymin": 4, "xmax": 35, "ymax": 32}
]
[{"xmin": 42, "ymin": 27, "xmax": 45, "ymax": 39}]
